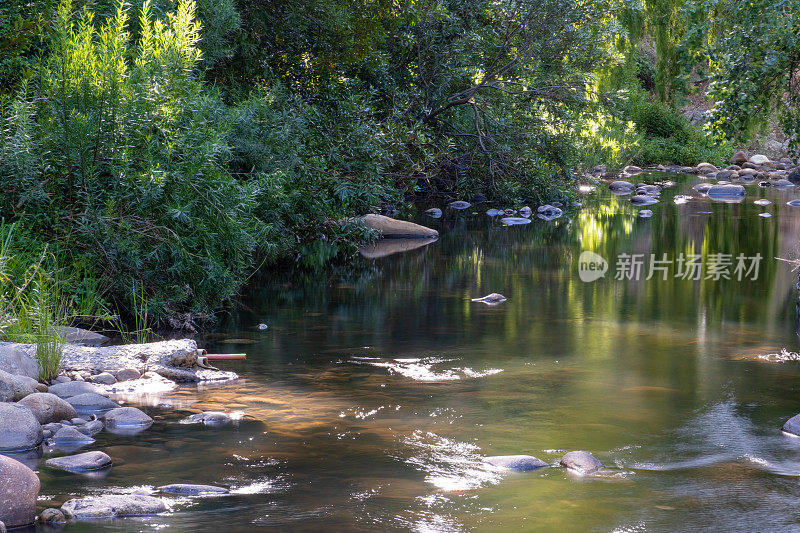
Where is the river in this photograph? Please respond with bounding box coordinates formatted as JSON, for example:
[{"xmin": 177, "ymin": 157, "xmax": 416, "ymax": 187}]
[{"xmin": 36, "ymin": 172, "xmax": 800, "ymax": 532}]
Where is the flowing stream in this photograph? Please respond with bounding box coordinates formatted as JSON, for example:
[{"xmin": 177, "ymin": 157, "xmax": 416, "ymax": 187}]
[{"xmin": 32, "ymin": 172, "xmax": 800, "ymax": 531}]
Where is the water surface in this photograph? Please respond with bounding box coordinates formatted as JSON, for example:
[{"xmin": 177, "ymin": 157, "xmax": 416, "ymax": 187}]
[{"xmin": 26, "ymin": 173, "xmax": 800, "ymax": 532}]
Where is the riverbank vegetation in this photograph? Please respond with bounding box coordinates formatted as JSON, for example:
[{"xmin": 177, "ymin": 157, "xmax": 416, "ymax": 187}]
[{"xmin": 0, "ymin": 0, "xmax": 797, "ymax": 324}]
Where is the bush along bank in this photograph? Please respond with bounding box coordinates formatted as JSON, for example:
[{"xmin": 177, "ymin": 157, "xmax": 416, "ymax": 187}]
[{"xmin": 0, "ymin": 0, "xmax": 738, "ymax": 327}]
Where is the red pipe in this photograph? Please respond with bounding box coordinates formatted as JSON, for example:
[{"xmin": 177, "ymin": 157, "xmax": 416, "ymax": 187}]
[{"xmin": 204, "ymin": 353, "xmax": 247, "ymax": 361}]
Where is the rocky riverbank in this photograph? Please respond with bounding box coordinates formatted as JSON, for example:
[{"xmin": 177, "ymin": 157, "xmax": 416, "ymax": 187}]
[{"xmin": 0, "ymin": 336, "xmax": 239, "ymax": 527}]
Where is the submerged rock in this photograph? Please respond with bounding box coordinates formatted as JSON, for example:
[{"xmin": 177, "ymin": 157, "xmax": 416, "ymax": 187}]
[
  {"xmin": 486, "ymin": 208, "xmax": 504, "ymax": 216},
  {"xmin": 471, "ymin": 293, "xmax": 508, "ymax": 305},
  {"xmin": 181, "ymin": 411, "xmax": 233, "ymax": 426},
  {"xmin": 638, "ymin": 210, "xmax": 653, "ymax": 218},
  {"xmin": 158, "ymin": 484, "xmax": 229, "ymax": 495},
  {"xmin": 0, "ymin": 403, "xmax": 43, "ymax": 452},
  {"xmin": 448, "ymin": 201, "xmax": 471, "ymax": 210},
  {"xmin": 0, "ymin": 454, "xmax": 40, "ymax": 528},
  {"xmin": 16, "ymin": 393, "xmax": 77, "ymax": 424},
  {"xmin": 61, "ymin": 494, "xmax": 166, "ymax": 519},
  {"xmin": 693, "ymin": 183, "xmax": 713, "ymax": 193},
  {"xmin": 424, "ymin": 208, "xmax": 442, "ymax": 218},
  {"xmin": 560, "ymin": 451, "xmax": 603, "ymax": 474},
  {"xmin": 773, "ymin": 179, "xmax": 795, "ymax": 188},
  {"xmin": 519, "ymin": 206, "xmax": 532, "ymax": 217},
  {"xmin": 46, "ymin": 451, "xmax": 112, "ymax": 473},
  {"xmin": 360, "ymin": 214, "xmax": 438, "ymax": 239},
  {"xmin": 484, "ymin": 455, "xmax": 548, "ymax": 471}
]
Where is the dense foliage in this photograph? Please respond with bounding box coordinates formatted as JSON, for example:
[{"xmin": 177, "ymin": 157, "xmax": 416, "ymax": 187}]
[{"xmin": 1, "ymin": 0, "xmax": 793, "ymax": 323}]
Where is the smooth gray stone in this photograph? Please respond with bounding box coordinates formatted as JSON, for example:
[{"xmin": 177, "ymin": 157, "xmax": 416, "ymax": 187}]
[
  {"xmin": 484, "ymin": 455, "xmax": 548, "ymax": 471},
  {"xmin": 0, "ymin": 403, "xmax": 43, "ymax": 452},
  {"xmin": 158, "ymin": 484, "xmax": 229, "ymax": 495},
  {"xmin": 560, "ymin": 450, "xmax": 603, "ymax": 474},
  {"xmin": 46, "ymin": 451, "xmax": 111, "ymax": 473},
  {"xmin": 61, "ymin": 494, "xmax": 166, "ymax": 518}
]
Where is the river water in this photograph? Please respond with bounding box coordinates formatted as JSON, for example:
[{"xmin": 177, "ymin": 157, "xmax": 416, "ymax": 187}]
[{"xmin": 28, "ymin": 172, "xmax": 800, "ymax": 531}]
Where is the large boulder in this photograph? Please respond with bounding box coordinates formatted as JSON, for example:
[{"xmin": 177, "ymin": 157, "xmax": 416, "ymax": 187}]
[
  {"xmin": 0, "ymin": 403, "xmax": 43, "ymax": 451},
  {"xmin": 16, "ymin": 393, "xmax": 77, "ymax": 424},
  {"xmin": 359, "ymin": 214, "xmax": 438, "ymax": 239},
  {"xmin": 560, "ymin": 451, "xmax": 603, "ymax": 474},
  {"xmin": 65, "ymin": 393, "xmax": 119, "ymax": 414},
  {"xmin": 61, "ymin": 494, "xmax": 167, "ymax": 518},
  {"xmin": 608, "ymin": 180, "xmax": 634, "ymax": 192},
  {"xmin": 11, "ymin": 339, "xmax": 235, "ymax": 383},
  {"xmin": 484, "ymin": 455, "xmax": 548, "ymax": 471},
  {"xmin": 0, "ymin": 454, "xmax": 40, "ymax": 528},
  {"xmin": 788, "ymin": 167, "xmax": 800, "ymax": 184},
  {"xmin": 0, "ymin": 369, "xmax": 36, "ymax": 402},
  {"xmin": 53, "ymin": 327, "xmax": 109, "ymax": 347},
  {"xmin": 0, "ymin": 343, "xmax": 39, "ymax": 380},
  {"xmin": 45, "ymin": 451, "xmax": 112, "ymax": 473}
]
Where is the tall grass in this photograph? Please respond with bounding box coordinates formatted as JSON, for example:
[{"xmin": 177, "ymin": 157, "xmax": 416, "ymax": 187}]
[{"xmin": 0, "ymin": 222, "xmax": 65, "ymax": 380}]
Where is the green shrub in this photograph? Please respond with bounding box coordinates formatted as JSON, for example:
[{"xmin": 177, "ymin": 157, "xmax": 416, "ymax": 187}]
[{"xmin": 0, "ymin": 0, "xmax": 268, "ymax": 319}]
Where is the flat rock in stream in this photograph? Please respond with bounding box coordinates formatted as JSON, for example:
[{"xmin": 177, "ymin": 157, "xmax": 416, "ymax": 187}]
[
  {"xmin": 66, "ymin": 393, "xmax": 119, "ymax": 414},
  {"xmin": 51, "ymin": 426, "xmax": 95, "ymax": 451},
  {"xmin": 61, "ymin": 494, "xmax": 166, "ymax": 519},
  {"xmin": 484, "ymin": 455, "xmax": 548, "ymax": 471},
  {"xmin": 471, "ymin": 293, "xmax": 508, "ymax": 305},
  {"xmin": 707, "ymin": 184, "xmax": 746, "ymax": 197},
  {"xmin": 47, "ymin": 381, "xmax": 107, "ymax": 398},
  {"xmin": 158, "ymin": 484, "xmax": 229, "ymax": 495},
  {"xmin": 180, "ymin": 411, "xmax": 233, "ymax": 426},
  {"xmin": 6, "ymin": 340, "xmax": 237, "ymax": 383},
  {"xmin": 360, "ymin": 214, "xmax": 439, "ymax": 239},
  {"xmin": 560, "ymin": 451, "xmax": 603, "ymax": 474},
  {"xmin": 46, "ymin": 451, "xmax": 112, "ymax": 473}
]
